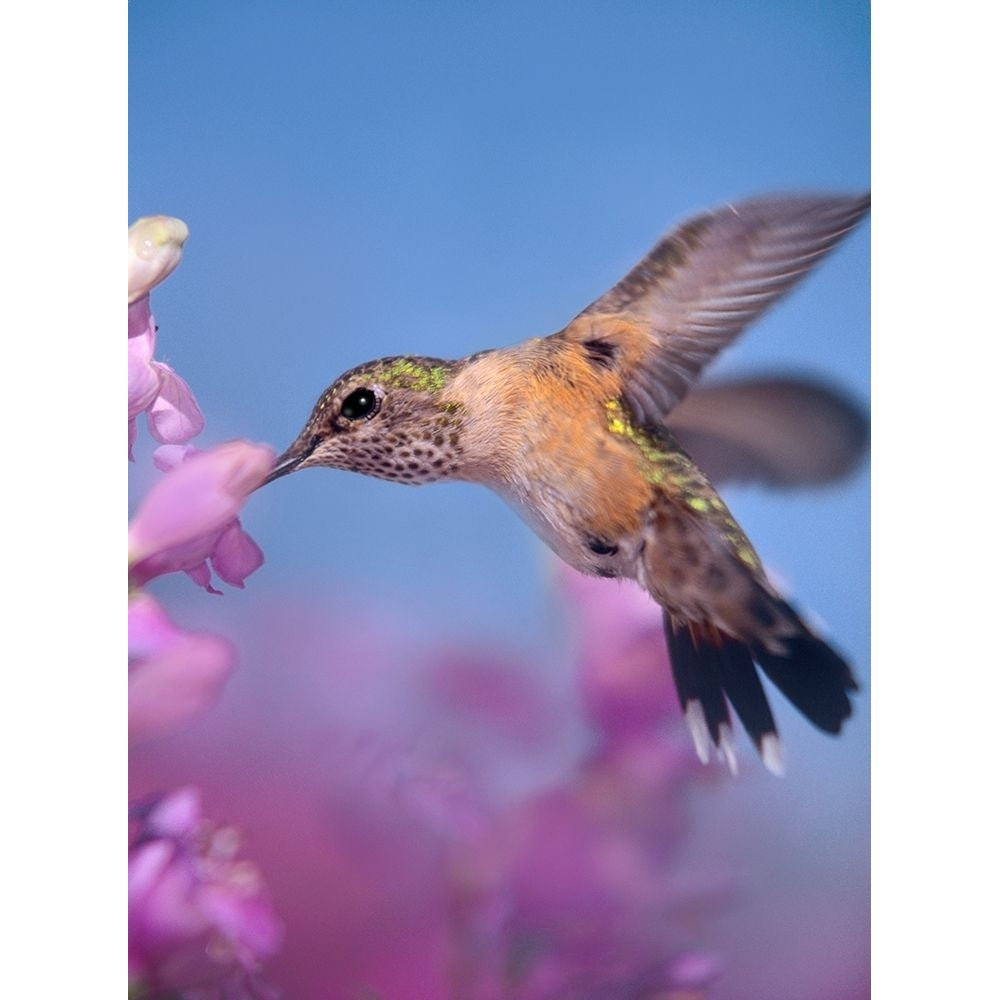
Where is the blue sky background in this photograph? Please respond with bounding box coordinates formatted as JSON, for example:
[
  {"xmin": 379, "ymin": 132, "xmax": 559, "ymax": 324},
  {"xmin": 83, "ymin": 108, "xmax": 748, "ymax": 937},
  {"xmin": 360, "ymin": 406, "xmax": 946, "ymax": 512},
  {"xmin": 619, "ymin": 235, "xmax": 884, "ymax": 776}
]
[{"xmin": 130, "ymin": 3, "xmax": 869, "ymax": 992}]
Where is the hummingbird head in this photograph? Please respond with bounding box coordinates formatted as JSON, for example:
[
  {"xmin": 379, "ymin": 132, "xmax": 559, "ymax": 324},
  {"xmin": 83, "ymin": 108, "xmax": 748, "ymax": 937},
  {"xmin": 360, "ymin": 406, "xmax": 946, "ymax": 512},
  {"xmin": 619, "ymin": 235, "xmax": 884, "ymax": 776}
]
[{"xmin": 264, "ymin": 355, "xmax": 468, "ymax": 486}]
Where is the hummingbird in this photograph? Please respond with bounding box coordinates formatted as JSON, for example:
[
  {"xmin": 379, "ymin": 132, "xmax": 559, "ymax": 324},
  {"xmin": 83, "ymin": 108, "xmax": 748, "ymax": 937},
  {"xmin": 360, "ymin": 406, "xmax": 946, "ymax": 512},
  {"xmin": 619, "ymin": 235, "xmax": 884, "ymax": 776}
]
[{"xmin": 265, "ymin": 192, "xmax": 870, "ymax": 774}]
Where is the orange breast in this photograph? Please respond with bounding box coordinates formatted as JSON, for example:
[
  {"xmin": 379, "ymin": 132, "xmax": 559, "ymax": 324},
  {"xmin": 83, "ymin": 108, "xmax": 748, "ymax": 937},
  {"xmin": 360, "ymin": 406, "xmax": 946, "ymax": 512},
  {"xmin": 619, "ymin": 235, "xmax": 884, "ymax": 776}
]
[{"xmin": 500, "ymin": 343, "xmax": 654, "ymax": 544}]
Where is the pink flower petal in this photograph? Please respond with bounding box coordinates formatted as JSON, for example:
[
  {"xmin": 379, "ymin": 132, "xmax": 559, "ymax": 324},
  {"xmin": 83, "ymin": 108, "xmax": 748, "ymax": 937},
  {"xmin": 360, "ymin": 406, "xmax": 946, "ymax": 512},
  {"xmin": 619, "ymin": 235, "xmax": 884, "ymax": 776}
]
[
  {"xmin": 186, "ymin": 561, "xmax": 223, "ymax": 595},
  {"xmin": 128, "ymin": 441, "xmax": 274, "ymax": 565},
  {"xmin": 147, "ymin": 364, "xmax": 206, "ymax": 445},
  {"xmin": 131, "ymin": 533, "xmax": 221, "ymax": 589},
  {"xmin": 129, "ymin": 787, "xmax": 282, "ymax": 994},
  {"xmin": 199, "ymin": 882, "xmax": 284, "ymax": 960},
  {"xmin": 130, "ymin": 519, "xmax": 265, "ymax": 593},
  {"xmin": 128, "ymin": 593, "xmax": 236, "ymax": 741},
  {"xmin": 128, "ymin": 328, "xmax": 160, "ymax": 420},
  {"xmin": 128, "ymin": 295, "xmax": 156, "ymax": 339},
  {"xmin": 669, "ymin": 950, "xmax": 722, "ymax": 986},
  {"xmin": 128, "ymin": 591, "xmax": 181, "ymax": 654},
  {"xmin": 129, "ymin": 623, "xmax": 235, "ymax": 743},
  {"xmin": 146, "ymin": 786, "xmax": 203, "ymax": 839},
  {"xmin": 128, "ymin": 839, "xmax": 174, "ymax": 902},
  {"xmin": 153, "ymin": 443, "xmax": 194, "ymax": 472},
  {"xmin": 211, "ymin": 521, "xmax": 265, "ymax": 588}
]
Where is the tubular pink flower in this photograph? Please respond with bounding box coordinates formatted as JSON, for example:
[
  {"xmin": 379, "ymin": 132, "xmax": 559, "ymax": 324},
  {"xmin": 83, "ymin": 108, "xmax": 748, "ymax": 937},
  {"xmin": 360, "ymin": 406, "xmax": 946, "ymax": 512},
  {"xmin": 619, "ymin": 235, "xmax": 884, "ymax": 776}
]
[
  {"xmin": 127, "ymin": 217, "xmax": 205, "ymax": 457},
  {"xmin": 129, "ymin": 215, "xmax": 189, "ymax": 304},
  {"xmin": 128, "ymin": 441, "xmax": 273, "ymax": 570},
  {"xmin": 128, "ymin": 592, "xmax": 236, "ymax": 743},
  {"xmin": 129, "ymin": 787, "xmax": 282, "ymax": 996},
  {"xmin": 128, "ymin": 299, "xmax": 206, "ymax": 449},
  {"xmin": 128, "ymin": 302, "xmax": 159, "ymax": 418}
]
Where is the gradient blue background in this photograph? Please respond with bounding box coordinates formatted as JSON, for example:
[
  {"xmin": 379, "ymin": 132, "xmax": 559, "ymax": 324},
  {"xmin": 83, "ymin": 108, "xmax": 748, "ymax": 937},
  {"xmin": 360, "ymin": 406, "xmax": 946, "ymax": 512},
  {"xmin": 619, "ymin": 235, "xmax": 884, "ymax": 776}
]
[{"xmin": 130, "ymin": 3, "xmax": 869, "ymax": 994}]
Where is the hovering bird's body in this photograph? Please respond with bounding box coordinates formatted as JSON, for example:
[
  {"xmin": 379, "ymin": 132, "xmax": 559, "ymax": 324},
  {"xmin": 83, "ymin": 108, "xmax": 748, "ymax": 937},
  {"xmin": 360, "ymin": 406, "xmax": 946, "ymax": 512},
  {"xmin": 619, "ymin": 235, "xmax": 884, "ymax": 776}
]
[{"xmin": 266, "ymin": 193, "xmax": 870, "ymax": 773}]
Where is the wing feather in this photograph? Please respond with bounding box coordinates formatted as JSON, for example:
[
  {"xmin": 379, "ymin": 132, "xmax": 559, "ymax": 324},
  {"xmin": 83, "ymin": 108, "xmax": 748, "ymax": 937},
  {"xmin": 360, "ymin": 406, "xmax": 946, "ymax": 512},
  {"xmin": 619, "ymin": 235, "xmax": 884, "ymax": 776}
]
[
  {"xmin": 554, "ymin": 193, "xmax": 870, "ymax": 425},
  {"xmin": 666, "ymin": 375, "xmax": 869, "ymax": 487}
]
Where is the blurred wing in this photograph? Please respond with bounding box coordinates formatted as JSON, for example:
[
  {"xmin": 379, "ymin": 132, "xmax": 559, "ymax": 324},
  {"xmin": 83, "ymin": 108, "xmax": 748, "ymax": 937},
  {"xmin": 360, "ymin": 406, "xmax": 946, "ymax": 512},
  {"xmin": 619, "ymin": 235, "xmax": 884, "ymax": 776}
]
[
  {"xmin": 554, "ymin": 193, "xmax": 870, "ymax": 425},
  {"xmin": 665, "ymin": 375, "xmax": 869, "ymax": 488}
]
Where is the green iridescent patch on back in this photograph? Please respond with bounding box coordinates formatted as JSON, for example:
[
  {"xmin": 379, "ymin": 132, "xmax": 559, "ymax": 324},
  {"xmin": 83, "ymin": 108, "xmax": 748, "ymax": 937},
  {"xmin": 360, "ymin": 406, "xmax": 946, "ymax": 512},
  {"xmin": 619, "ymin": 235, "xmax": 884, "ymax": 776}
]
[
  {"xmin": 605, "ymin": 397, "xmax": 761, "ymax": 570},
  {"xmin": 605, "ymin": 399, "xmax": 670, "ymax": 484}
]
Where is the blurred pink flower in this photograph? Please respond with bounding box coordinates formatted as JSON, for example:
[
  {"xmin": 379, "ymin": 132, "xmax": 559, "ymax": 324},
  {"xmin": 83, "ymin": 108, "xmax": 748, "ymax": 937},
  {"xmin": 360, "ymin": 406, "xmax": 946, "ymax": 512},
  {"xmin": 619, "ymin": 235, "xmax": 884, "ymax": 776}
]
[
  {"xmin": 129, "ymin": 787, "xmax": 282, "ymax": 998},
  {"xmin": 129, "ymin": 442, "xmax": 271, "ymax": 593},
  {"xmin": 560, "ymin": 567, "xmax": 687, "ymax": 748},
  {"xmin": 450, "ymin": 737, "xmax": 722, "ymax": 1000},
  {"xmin": 130, "ymin": 597, "xmax": 725, "ymax": 1000},
  {"xmin": 129, "ymin": 592, "xmax": 237, "ymax": 743},
  {"xmin": 129, "ymin": 215, "xmax": 205, "ymax": 458}
]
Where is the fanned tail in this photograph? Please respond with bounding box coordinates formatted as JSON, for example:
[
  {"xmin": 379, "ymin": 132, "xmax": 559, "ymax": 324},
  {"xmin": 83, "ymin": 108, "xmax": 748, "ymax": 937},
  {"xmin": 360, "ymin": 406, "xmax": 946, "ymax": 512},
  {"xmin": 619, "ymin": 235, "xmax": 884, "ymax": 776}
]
[
  {"xmin": 751, "ymin": 631, "xmax": 858, "ymax": 736},
  {"xmin": 664, "ymin": 609, "xmax": 858, "ymax": 776}
]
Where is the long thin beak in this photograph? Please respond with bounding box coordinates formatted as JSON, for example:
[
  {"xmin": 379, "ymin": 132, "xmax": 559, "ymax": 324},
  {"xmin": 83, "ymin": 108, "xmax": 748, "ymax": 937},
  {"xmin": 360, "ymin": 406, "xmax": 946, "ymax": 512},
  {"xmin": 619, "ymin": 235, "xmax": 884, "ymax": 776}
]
[{"xmin": 259, "ymin": 446, "xmax": 309, "ymax": 488}]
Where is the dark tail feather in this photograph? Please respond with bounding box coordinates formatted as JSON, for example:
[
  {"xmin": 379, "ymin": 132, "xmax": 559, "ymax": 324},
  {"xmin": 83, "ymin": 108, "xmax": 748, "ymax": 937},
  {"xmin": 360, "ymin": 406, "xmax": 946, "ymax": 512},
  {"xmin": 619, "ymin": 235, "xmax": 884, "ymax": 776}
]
[
  {"xmin": 715, "ymin": 640, "xmax": 782, "ymax": 768},
  {"xmin": 664, "ymin": 610, "xmax": 857, "ymax": 775},
  {"xmin": 751, "ymin": 628, "xmax": 859, "ymax": 735},
  {"xmin": 664, "ymin": 614, "xmax": 738, "ymax": 772}
]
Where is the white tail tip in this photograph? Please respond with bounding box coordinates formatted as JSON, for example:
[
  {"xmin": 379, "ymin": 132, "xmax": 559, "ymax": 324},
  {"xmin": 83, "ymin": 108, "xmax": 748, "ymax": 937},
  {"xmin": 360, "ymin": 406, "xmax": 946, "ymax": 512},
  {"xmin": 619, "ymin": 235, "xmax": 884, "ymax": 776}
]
[
  {"xmin": 684, "ymin": 701, "xmax": 712, "ymax": 765},
  {"xmin": 717, "ymin": 722, "xmax": 739, "ymax": 776},
  {"xmin": 761, "ymin": 733, "xmax": 786, "ymax": 777}
]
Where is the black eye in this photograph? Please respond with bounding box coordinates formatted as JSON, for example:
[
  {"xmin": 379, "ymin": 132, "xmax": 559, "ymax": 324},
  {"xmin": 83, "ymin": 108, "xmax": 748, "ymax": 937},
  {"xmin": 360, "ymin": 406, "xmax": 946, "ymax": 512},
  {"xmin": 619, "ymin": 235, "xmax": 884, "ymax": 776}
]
[{"xmin": 340, "ymin": 387, "xmax": 379, "ymax": 420}]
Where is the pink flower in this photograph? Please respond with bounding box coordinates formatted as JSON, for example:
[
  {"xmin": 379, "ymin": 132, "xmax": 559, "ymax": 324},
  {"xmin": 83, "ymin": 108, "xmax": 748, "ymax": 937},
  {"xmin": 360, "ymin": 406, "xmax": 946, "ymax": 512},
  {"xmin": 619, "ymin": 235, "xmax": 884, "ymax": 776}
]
[
  {"xmin": 129, "ymin": 294, "xmax": 206, "ymax": 457},
  {"xmin": 130, "ymin": 596, "xmax": 725, "ymax": 999},
  {"xmin": 127, "ymin": 217, "xmax": 283, "ymax": 994},
  {"xmin": 560, "ymin": 567, "xmax": 688, "ymax": 748},
  {"xmin": 129, "ymin": 787, "xmax": 282, "ymax": 998},
  {"xmin": 129, "ymin": 297, "xmax": 161, "ymax": 415},
  {"xmin": 129, "ymin": 216, "xmax": 205, "ymax": 457},
  {"xmin": 449, "ymin": 742, "xmax": 723, "ymax": 1000},
  {"xmin": 129, "ymin": 592, "xmax": 237, "ymax": 743},
  {"xmin": 129, "ymin": 441, "xmax": 272, "ymax": 593}
]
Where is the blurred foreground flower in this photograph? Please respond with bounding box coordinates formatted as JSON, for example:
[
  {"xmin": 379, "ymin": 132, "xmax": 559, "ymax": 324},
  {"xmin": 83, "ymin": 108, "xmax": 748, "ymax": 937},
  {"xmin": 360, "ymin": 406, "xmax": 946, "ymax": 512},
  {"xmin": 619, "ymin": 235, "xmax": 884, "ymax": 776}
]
[
  {"xmin": 449, "ymin": 739, "xmax": 722, "ymax": 999},
  {"xmin": 131, "ymin": 587, "xmax": 725, "ymax": 999},
  {"xmin": 129, "ymin": 442, "xmax": 272, "ymax": 594},
  {"xmin": 128, "ymin": 440, "xmax": 271, "ymax": 740},
  {"xmin": 129, "ymin": 592, "xmax": 236, "ymax": 744},
  {"xmin": 129, "ymin": 215, "xmax": 205, "ymax": 457},
  {"xmin": 129, "ymin": 787, "xmax": 282, "ymax": 999},
  {"xmin": 561, "ymin": 569, "xmax": 680, "ymax": 748}
]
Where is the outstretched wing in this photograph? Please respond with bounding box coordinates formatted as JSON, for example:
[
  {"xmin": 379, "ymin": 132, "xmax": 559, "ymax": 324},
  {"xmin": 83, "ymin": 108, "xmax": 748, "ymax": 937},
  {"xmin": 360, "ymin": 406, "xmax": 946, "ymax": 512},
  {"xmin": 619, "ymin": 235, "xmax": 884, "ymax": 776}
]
[
  {"xmin": 666, "ymin": 375, "xmax": 869, "ymax": 488},
  {"xmin": 553, "ymin": 193, "xmax": 870, "ymax": 426}
]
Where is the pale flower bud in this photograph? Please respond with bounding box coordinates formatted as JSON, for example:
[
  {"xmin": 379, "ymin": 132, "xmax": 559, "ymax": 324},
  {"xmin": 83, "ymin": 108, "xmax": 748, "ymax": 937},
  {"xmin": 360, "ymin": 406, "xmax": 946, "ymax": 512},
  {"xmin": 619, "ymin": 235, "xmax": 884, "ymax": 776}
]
[{"xmin": 128, "ymin": 215, "xmax": 190, "ymax": 303}]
